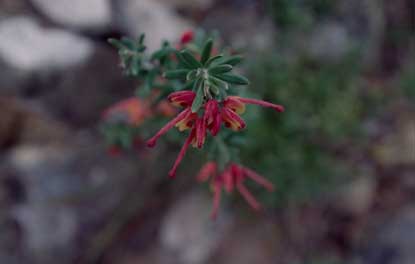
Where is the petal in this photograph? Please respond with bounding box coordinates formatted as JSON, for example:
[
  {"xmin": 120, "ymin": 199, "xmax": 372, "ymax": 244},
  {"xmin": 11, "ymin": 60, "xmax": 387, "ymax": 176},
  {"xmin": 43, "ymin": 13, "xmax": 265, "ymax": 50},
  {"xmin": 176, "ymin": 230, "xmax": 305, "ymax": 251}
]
[
  {"xmin": 168, "ymin": 91, "xmax": 196, "ymax": 108},
  {"xmin": 168, "ymin": 128, "xmax": 196, "ymax": 178},
  {"xmin": 241, "ymin": 166, "xmax": 274, "ymax": 192},
  {"xmin": 147, "ymin": 108, "xmax": 191, "ymax": 148},
  {"xmin": 209, "ymin": 111, "xmax": 222, "ymax": 136},
  {"xmin": 180, "ymin": 30, "xmax": 194, "ymax": 45},
  {"xmin": 222, "ymin": 166, "xmax": 234, "ymax": 193},
  {"xmin": 196, "ymin": 162, "xmax": 217, "ymax": 182},
  {"xmin": 221, "ymin": 108, "xmax": 246, "ymax": 131},
  {"xmin": 234, "ymin": 97, "xmax": 285, "ymax": 112},
  {"xmin": 204, "ymin": 100, "xmax": 219, "ymax": 125},
  {"xmin": 210, "ymin": 179, "xmax": 223, "ymax": 220},
  {"xmin": 236, "ymin": 183, "xmax": 262, "ymax": 211},
  {"xmin": 195, "ymin": 117, "xmax": 207, "ymax": 148},
  {"xmin": 224, "ymin": 96, "xmax": 246, "ymax": 115},
  {"xmin": 175, "ymin": 111, "xmax": 197, "ymax": 131}
]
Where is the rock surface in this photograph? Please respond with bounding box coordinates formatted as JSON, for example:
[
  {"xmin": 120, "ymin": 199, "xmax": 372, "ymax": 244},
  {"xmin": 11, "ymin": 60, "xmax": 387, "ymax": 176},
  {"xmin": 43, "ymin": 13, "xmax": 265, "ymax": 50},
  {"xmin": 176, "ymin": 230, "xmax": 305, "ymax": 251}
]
[
  {"xmin": 160, "ymin": 191, "xmax": 232, "ymax": 264},
  {"xmin": 30, "ymin": 0, "xmax": 111, "ymax": 32},
  {"xmin": 113, "ymin": 0, "xmax": 191, "ymax": 51},
  {"xmin": 0, "ymin": 17, "xmax": 93, "ymax": 72}
]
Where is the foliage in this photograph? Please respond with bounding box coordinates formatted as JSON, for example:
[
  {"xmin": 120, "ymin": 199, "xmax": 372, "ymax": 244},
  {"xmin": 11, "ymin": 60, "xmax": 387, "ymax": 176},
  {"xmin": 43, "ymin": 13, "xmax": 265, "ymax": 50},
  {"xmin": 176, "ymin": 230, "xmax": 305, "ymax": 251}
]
[{"xmin": 241, "ymin": 54, "xmax": 369, "ymax": 206}]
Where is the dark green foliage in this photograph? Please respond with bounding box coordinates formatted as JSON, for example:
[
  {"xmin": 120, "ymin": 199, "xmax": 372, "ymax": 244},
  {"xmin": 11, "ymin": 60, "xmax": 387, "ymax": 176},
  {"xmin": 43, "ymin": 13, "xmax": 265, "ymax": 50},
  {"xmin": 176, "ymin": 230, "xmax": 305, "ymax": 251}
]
[{"xmin": 242, "ymin": 55, "xmax": 369, "ymax": 206}]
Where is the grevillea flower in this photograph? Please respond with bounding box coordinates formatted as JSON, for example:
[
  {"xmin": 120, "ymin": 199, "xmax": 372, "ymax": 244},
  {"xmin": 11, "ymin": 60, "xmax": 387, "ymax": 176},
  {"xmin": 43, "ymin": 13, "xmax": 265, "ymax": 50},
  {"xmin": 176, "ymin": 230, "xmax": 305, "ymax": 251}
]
[
  {"xmin": 203, "ymin": 99, "xmax": 221, "ymax": 136},
  {"xmin": 180, "ymin": 30, "xmax": 194, "ymax": 45},
  {"xmin": 220, "ymin": 96, "xmax": 284, "ymax": 132},
  {"xmin": 147, "ymin": 91, "xmax": 196, "ymax": 147},
  {"xmin": 102, "ymin": 97, "xmax": 151, "ymax": 126},
  {"xmin": 197, "ymin": 162, "xmax": 274, "ymax": 219}
]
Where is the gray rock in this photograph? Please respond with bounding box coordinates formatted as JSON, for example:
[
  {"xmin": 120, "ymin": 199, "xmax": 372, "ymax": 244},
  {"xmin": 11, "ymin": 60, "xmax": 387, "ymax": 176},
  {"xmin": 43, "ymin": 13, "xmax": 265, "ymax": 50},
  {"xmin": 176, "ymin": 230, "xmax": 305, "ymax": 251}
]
[
  {"xmin": 334, "ymin": 172, "xmax": 376, "ymax": 215},
  {"xmin": 156, "ymin": 0, "xmax": 214, "ymax": 11},
  {"xmin": 160, "ymin": 191, "xmax": 232, "ymax": 264},
  {"xmin": 0, "ymin": 17, "xmax": 93, "ymax": 72},
  {"xmin": 30, "ymin": 0, "xmax": 111, "ymax": 32},
  {"xmin": 359, "ymin": 206, "xmax": 415, "ymax": 264},
  {"xmin": 113, "ymin": 0, "xmax": 191, "ymax": 51}
]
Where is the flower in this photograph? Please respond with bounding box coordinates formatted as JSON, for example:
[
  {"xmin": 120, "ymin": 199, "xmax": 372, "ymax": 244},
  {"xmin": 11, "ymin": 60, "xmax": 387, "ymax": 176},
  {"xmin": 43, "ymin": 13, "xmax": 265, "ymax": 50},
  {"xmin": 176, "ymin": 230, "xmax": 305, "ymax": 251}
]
[
  {"xmin": 180, "ymin": 30, "xmax": 194, "ymax": 45},
  {"xmin": 146, "ymin": 91, "xmax": 196, "ymax": 147},
  {"xmin": 168, "ymin": 127, "xmax": 196, "ymax": 178},
  {"xmin": 197, "ymin": 162, "xmax": 274, "ymax": 219},
  {"xmin": 220, "ymin": 96, "xmax": 284, "ymax": 132},
  {"xmin": 102, "ymin": 97, "xmax": 151, "ymax": 126},
  {"xmin": 203, "ymin": 99, "xmax": 221, "ymax": 136}
]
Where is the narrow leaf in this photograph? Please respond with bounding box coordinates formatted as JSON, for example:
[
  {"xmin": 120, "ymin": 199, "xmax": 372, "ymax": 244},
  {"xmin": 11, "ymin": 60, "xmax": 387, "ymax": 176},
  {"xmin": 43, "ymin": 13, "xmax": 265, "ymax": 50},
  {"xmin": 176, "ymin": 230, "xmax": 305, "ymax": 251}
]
[
  {"xmin": 219, "ymin": 55, "xmax": 244, "ymax": 66},
  {"xmin": 108, "ymin": 38, "xmax": 124, "ymax": 49},
  {"xmin": 164, "ymin": 69, "xmax": 189, "ymax": 79},
  {"xmin": 201, "ymin": 38, "xmax": 213, "ymax": 65},
  {"xmin": 208, "ymin": 76, "xmax": 229, "ymax": 90},
  {"xmin": 186, "ymin": 70, "xmax": 198, "ymax": 81},
  {"xmin": 192, "ymin": 83, "xmax": 204, "ymax": 113},
  {"xmin": 208, "ymin": 64, "xmax": 233, "ymax": 75},
  {"xmin": 214, "ymin": 73, "xmax": 249, "ymax": 85},
  {"xmin": 205, "ymin": 55, "xmax": 224, "ymax": 67},
  {"xmin": 180, "ymin": 50, "xmax": 202, "ymax": 69}
]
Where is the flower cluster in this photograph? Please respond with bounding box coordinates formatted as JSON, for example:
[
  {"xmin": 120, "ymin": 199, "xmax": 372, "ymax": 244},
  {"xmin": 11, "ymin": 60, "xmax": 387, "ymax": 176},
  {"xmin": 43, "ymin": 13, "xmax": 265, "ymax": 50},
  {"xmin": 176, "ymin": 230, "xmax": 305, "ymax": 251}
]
[
  {"xmin": 146, "ymin": 90, "xmax": 284, "ymax": 178},
  {"xmin": 108, "ymin": 30, "xmax": 284, "ymax": 218},
  {"xmin": 197, "ymin": 162, "xmax": 274, "ymax": 219}
]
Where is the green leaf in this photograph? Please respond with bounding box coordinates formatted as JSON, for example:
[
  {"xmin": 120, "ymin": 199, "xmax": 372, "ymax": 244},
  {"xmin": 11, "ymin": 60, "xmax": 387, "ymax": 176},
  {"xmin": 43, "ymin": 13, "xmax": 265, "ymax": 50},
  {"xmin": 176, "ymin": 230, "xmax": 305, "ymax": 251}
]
[
  {"xmin": 108, "ymin": 38, "xmax": 124, "ymax": 49},
  {"xmin": 179, "ymin": 50, "xmax": 202, "ymax": 69},
  {"xmin": 200, "ymin": 38, "xmax": 213, "ymax": 65},
  {"xmin": 208, "ymin": 83, "xmax": 220, "ymax": 95},
  {"xmin": 164, "ymin": 69, "xmax": 189, "ymax": 79},
  {"xmin": 191, "ymin": 83, "xmax": 204, "ymax": 113},
  {"xmin": 208, "ymin": 64, "xmax": 233, "ymax": 75},
  {"xmin": 214, "ymin": 73, "xmax": 249, "ymax": 85},
  {"xmin": 219, "ymin": 55, "xmax": 244, "ymax": 66},
  {"xmin": 186, "ymin": 70, "xmax": 198, "ymax": 81},
  {"xmin": 205, "ymin": 55, "xmax": 224, "ymax": 66},
  {"xmin": 208, "ymin": 76, "xmax": 229, "ymax": 90}
]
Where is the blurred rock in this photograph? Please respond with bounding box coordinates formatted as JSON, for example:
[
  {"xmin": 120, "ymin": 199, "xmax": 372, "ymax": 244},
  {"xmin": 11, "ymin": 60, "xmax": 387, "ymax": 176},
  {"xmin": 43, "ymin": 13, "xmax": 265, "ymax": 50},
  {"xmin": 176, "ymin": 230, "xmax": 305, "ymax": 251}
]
[
  {"xmin": 0, "ymin": 16, "xmax": 93, "ymax": 72},
  {"xmin": 0, "ymin": 98, "xmax": 22, "ymax": 149},
  {"xmin": 42, "ymin": 45, "xmax": 135, "ymax": 127},
  {"xmin": 373, "ymin": 115, "xmax": 415, "ymax": 166},
  {"xmin": 337, "ymin": 0, "xmax": 385, "ymax": 66},
  {"xmin": 113, "ymin": 0, "xmax": 191, "ymax": 51},
  {"xmin": 13, "ymin": 204, "xmax": 78, "ymax": 263},
  {"xmin": 160, "ymin": 191, "xmax": 232, "ymax": 264},
  {"xmin": 359, "ymin": 206, "xmax": 415, "ymax": 264},
  {"xmin": 210, "ymin": 217, "xmax": 279, "ymax": 264},
  {"xmin": 156, "ymin": 0, "xmax": 214, "ymax": 11},
  {"xmin": 308, "ymin": 22, "xmax": 353, "ymax": 63},
  {"xmin": 0, "ymin": 16, "xmax": 94, "ymax": 96},
  {"xmin": 30, "ymin": 0, "xmax": 111, "ymax": 32},
  {"xmin": 335, "ymin": 173, "xmax": 376, "ymax": 215}
]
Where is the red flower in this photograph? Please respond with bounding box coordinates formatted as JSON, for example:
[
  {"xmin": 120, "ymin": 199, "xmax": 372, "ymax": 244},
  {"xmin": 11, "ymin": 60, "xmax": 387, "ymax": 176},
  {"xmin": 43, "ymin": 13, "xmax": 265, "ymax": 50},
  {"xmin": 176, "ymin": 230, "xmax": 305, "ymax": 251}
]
[
  {"xmin": 197, "ymin": 162, "xmax": 274, "ymax": 219},
  {"xmin": 168, "ymin": 90, "xmax": 196, "ymax": 108},
  {"xmin": 147, "ymin": 91, "xmax": 196, "ymax": 147},
  {"xmin": 203, "ymin": 99, "xmax": 221, "ymax": 136},
  {"xmin": 168, "ymin": 127, "xmax": 196, "ymax": 178},
  {"xmin": 225, "ymin": 96, "xmax": 285, "ymax": 113},
  {"xmin": 220, "ymin": 96, "xmax": 284, "ymax": 132},
  {"xmin": 180, "ymin": 30, "xmax": 194, "ymax": 45}
]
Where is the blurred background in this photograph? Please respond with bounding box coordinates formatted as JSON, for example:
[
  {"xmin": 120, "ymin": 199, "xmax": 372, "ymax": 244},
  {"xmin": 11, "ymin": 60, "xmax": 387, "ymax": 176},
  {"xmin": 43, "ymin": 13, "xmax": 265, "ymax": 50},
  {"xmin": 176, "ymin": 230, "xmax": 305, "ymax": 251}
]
[{"xmin": 0, "ymin": 0, "xmax": 414, "ymax": 263}]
